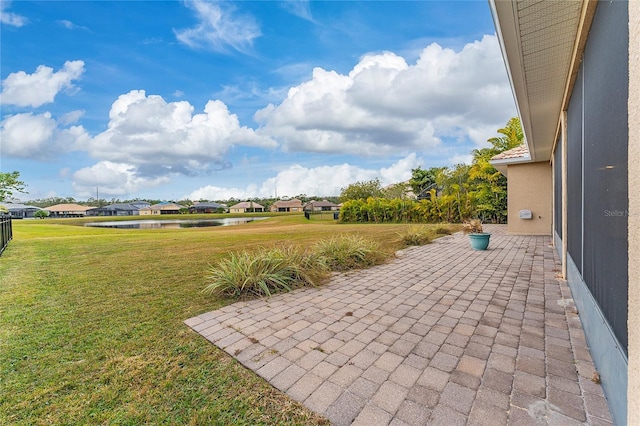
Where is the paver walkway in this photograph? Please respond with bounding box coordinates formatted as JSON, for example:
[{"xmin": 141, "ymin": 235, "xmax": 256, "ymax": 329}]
[{"xmin": 185, "ymin": 226, "xmax": 613, "ymax": 425}]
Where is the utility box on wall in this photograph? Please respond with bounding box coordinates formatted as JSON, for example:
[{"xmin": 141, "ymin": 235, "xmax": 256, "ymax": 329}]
[{"xmin": 519, "ymin": 209, "xmax": 532, "ymax": 220}]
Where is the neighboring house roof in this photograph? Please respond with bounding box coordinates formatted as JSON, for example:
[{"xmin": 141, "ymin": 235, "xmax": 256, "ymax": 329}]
[
  {"xmin": 0, "ymin": 203, "xmax": 43, "ymax": 211},
  {"xmin": 130, "ymin": 201, "xmax": 151, "ymax": 208},
  {"xmin": 304, "ymin": 200, "xmax": 339, "ymax": 211},
  {"xmin": 272, "ymin": 199, "xmax": 303, "ymax": 208},
  {"xmin": 489, "ymin": 144, "xmax": 532, "ymax": 176},
  {"xmin": 45, "ymin": 203, "xmax": 94, "ymax": 212},
  {"xmin": 92, "ymin": 203, "xmax": 141, "ymax": 211},
  {"xmin": 190, "ymin": 202, "xmax": 226, "ymax": 209},
  {"xmin": 229, "ymin": 201, "xmax": 264, "ymax": 209},
  {"xmin": 489, "ymin": 0, "xmax": 593, "ymax": 162},
  {"xmin": 140, "ymin": 203, "xmax": 185, "ymax": 211},
  {"xmin": 306, "ymin": 200, "xmax": 337, "ymax": 207}
]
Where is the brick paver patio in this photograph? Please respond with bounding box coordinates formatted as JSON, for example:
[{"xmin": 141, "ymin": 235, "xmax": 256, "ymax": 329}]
[{"xmin": 185, "ymin": 226, "xmax": 613, "ymax": 425}]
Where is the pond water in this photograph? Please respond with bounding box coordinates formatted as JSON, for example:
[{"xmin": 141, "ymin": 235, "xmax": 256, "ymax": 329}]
[{"xmin": 84, "ymin": 217, "xmax": 268, "ymax": 229}]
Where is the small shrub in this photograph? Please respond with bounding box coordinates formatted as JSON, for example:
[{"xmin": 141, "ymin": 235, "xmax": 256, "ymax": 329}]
[
  {"xmin": 204, "ymin": 246, "xmax": 329, "ymax": 298},
  {"xmin": 398, "ymin": 226, "xmax": 434, "ymax": 246},
  {"xmin": 313, "ymin": 235, "xmax": 386, "ymax": 271},
  {"xmin": 34, "ymin": 210, "xmax": 49, "ymax": 219},
  {"xmin": 434, "ymin": 225, "xmax": 453, "ymax": 235}
]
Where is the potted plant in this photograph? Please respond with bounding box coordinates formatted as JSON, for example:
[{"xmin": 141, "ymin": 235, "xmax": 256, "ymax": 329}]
[{"xmin": 463, "ymin": 219, "xmax": 491, "ymax": 250}]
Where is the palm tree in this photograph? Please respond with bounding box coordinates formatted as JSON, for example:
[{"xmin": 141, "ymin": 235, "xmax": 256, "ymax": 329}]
[{"xmin": 469, "ymin": 117, "xmax": 524, "ymax": 223}]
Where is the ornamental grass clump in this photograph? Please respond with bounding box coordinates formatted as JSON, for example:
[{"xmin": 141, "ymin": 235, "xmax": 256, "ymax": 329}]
[
  {"xmin": 204, "ymin": 246, "xmax": 329, "ymax": 298},
  {"xmin": 434, "ymin": 225, "xmax": 453, "ymax": 235},
  {"xmin": 398, "ymin": 226, "xmax": 434, "ymax": 246},
  {"xmin": 313, "ymin": 234, "xmax": 386, "ymax": 271}
]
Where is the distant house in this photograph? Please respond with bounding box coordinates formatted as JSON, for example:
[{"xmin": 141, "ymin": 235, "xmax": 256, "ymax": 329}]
[
  {"xmin": 45, "ymin": 203, "xmax": 94, "ymax": 218},
  {"xmin": 130, "ymin": 201, "xmax": 151, "ymax": 210},
  {"xmin": 228, "ymin": 201, "xmax": 264, "ymax": 213},
  {"xmin": 139, "ymin": 202, "xmax": 184, "ymax": 215},
  {"xmin": 270, "ymin": 199, "xmax": 303, "ymax": 212},
  {"xmin": 189, "ymin": 202, "xmax": 227, "ymax": 214},
  {"xmin": 304, "ymin": 200, "xmax": 339, "ymax": 212},
  {"xmin": 0, "ymin": 203, "xmax": 44, "ymax": 219},
  {"xmin": 86, "ymin": 203, "xmax": 143, "ymax": 217}
]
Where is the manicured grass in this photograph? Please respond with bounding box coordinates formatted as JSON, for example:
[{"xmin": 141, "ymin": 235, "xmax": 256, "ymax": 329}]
[{"xmin": 0, "ymin": 215, "xmax": 456, "ymax": 424}]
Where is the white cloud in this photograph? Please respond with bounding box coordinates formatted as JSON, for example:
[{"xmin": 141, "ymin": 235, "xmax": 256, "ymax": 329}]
[
  {"xmin": 59, "ymin": 110, "xmax": 85, "ymax": 125},
  {"xmin": 0, "ymin": 112, "xmax": 89, "ymax": 159},
  {"xmin": 175, "ymin": 0, "xmax": 260, "ymax": 53},
  {"xmin": 0, "ymin": 60, "xmax": 85, "ymax": 108},
  {"xmin": 256, "ymin": 35, "xmax": 514, "ymax": 155},
  {"xmin": 186, "ymin": 154, "xmax": 422, "ymax": 200},
  {"xmin": 379, "ymin": 153, "xmax": 422, "ymax": 183},
  {"xmin": 57, "ymin": 20, "xmax": 89, "ymax": 31},
  {"xmin": 72, "ymin": 161, "xmax": 171, "ymax": 197},
  {"xmin": 187, "ymin": 184, "xmax": 260, "ymax": 202},
  {"xmin": 448, "ymin": 153, "xmax": 473, "ymax": 165},
  {"xmin": 1, "ymin": 1, "xmax": 27, "ymax": 27},
  {"xmin": 280, "ymin": 1, "xmax": 315, "ymax": 22},
  {"xmin": 83, "ymin": 90, "xmax": 276, "ymax": 176}
]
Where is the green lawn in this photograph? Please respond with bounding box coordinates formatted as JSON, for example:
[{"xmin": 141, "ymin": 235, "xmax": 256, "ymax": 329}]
[{"xmin": 0, "ymin": 215, "xmax": 449, "ymax": 425}]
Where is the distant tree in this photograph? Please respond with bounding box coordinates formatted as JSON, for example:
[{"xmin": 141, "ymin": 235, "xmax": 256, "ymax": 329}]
[
  {"xmin": 0, "ymin": 171, "xmax": 27, "ymax": 201},
  {"xmin": 294, "ymin": 193, "xmax": 310, "ymax": 203},
  {"xmin": 383, "ymin": 182, "xmax": 410, "ymax": 200},
  {"xmin": 34, "ymin": 210, "xmax": 49, "ymax": 219},
  {"xmin": 409, "ymin": 167, "xmax": 447, "ymax": 197},
  {"xmin": 27, "ymin": 196, "xmax": 76, "ymax": 208},
  {"xmin": 339, "ymin": 179, "xmax": 384, "ymax": 202},
  {"xmin": 85, "ymin": 197, "xmax": 107, "ymax": 207}
]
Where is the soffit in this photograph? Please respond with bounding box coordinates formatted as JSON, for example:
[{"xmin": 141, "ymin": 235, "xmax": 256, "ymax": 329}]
[{"xmin": 491, "ymin": 0, "xmax": 585, "ymax": 162}]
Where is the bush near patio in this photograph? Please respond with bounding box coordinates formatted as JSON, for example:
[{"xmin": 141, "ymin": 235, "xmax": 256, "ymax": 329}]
[
  {"xmin": 339, "ymin": 193, "xmax": 476, "ymax": 224},
  {"xmin": 204, "ymin": 246, "xmax": 330, "ymax": 298},
  {"xmin": 205, "ymin": 234, "xmax": 390, "ymax": 298}
]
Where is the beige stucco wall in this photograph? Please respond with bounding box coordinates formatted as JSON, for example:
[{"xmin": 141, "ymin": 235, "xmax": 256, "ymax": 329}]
[
  {"xmin": 506, "ymin": 161, "xmax": 552, "ymax": 235},
  {"xmin": 628, "ymin": 0, "xmax": 639, "ymax": 423}
]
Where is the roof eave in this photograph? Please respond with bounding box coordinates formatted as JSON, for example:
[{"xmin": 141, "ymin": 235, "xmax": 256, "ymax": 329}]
[
  {"xmin": 489, "ymin": 0, "xmax": 537, "ymax": 161},
  {"xmin": 489, "ymin": 0, "xmax": 594, "ymax": 163},
  {"xmin": 489, "ymin": 156, "xmax": 532, "ymax": 176}
]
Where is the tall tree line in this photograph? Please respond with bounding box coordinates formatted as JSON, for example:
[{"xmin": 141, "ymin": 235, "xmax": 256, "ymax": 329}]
[{"xmin": 340, "ymin": 117, "xmax": 524, "ymax": 224}]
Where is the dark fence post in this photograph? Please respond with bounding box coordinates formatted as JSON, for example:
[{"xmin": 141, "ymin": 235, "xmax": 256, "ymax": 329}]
[{"xmin": 0, "ymin": 214, "xmax": 12, "ymax": 256}]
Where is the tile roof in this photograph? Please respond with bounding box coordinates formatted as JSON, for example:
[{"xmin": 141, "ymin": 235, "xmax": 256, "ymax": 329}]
[
  {"xmin": 490, "ymin": 144, "xmax": 530, "ymax": 161},
  {"xmin": 229, "ymin": 201, "xmax": 265, "ymax": 209},
  {"xmin": 45, "ymin": 203, "xmax": 94, "ymax": 212},
  {"xmin": 272, "ymin": 199, "xmax": 303, "ymax": 207},
  {"xmin": 306, "ymin": 199, "xmax": 337, "ymax": 207},
  {"xmin": 141, "ymin": 203, "xmax": 185, "ymax": 211}
]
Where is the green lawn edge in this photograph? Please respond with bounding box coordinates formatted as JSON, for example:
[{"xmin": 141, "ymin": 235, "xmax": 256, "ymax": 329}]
[{"xmin": 0, "ymin": 215, "xmax": 457, "ymax": 424}]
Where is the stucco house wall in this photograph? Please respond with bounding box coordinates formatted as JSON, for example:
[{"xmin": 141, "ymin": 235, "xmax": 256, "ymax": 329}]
[{"xmin": 506, "ymin": 162, "xmax": 552, "ymax": 236}]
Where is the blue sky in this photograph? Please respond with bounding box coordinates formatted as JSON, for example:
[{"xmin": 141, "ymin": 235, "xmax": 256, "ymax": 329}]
[{"xmin": 1, "ymin": 0, "xmax": 516, "ymax": 202}]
